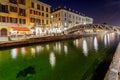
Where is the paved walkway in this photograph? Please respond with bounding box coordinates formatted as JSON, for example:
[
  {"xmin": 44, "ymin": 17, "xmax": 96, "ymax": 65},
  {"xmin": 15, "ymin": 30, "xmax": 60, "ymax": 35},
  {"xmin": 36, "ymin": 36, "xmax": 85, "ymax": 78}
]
[{"xmin": 105, "ymin": 43, "xmax": 120, "ymax": 80}]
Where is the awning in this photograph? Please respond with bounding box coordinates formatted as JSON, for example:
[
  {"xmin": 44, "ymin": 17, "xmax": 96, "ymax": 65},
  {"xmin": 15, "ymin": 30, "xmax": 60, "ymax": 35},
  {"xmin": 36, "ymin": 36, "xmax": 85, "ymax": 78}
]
[{"xmin": 11, "ymin": 27, "xmax": 30, "ymax": 31}]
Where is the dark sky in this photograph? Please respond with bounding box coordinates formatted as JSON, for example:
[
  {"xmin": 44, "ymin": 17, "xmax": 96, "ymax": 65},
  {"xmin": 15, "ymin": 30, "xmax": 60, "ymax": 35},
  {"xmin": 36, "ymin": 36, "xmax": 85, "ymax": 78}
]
[{"xmin": 40, "ymin": 0, "xmax": 120, "ymax": 26}]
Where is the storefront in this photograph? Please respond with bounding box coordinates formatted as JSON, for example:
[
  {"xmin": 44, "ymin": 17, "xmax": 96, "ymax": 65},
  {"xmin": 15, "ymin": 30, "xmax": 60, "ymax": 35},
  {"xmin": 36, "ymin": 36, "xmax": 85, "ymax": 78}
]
[{"xmin": 10, "ymin": 26, "xmax": 31, "ymax": 37}]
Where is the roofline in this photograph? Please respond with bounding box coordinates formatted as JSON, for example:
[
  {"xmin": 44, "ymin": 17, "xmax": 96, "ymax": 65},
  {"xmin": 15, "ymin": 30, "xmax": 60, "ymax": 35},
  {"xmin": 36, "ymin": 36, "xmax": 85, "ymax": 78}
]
[
  {"xmin": 32, "ymin": 0, "xmax": 51, "ymax": 7},
  {"xmin": 51, "ymin": 7, "xmax": 85, "ymax": 16}
]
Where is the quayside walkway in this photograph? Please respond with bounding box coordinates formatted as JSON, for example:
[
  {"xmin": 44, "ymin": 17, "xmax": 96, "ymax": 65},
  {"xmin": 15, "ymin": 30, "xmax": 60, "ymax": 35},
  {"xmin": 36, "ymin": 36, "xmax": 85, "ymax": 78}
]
[{"xmin": 104, "ymin": 43, "xmax": 120, "ymax": 80}]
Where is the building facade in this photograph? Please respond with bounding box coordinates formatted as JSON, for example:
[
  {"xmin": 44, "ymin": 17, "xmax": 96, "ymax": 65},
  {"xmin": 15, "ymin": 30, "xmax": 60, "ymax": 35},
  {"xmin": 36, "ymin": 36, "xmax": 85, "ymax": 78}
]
[
  {"xmin": 0, "ymin": 0, "xmax": 51, "ymax": 37},
  {"xmin": 51, "ymin": 7, "xmax": 93, "ymax": 28}
]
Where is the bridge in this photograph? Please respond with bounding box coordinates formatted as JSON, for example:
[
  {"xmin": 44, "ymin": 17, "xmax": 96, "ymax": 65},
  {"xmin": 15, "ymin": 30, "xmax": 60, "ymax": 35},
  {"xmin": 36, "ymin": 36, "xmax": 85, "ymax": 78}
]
[{"xmin": 64, "ymin": 24, "xmax": 120, "ymax": 34}]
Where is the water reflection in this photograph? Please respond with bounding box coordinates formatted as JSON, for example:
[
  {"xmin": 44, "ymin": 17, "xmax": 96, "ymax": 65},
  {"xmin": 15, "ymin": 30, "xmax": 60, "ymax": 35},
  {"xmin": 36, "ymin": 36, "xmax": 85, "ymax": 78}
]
[
  {"xmin": 54, "ymin": 42, "xmax": 61, "ymax": 53},
  {"xmin": 21, "ymin": 47, "xmax": 26, "ymax": 56},
  {"xmin": 104, "ymin": 34, "xmax": 107, "ymax": 47},
  {"xmin": 31, "ymin": 48, "xmax": 36, "ymax": 57},
  {"xmin": 107, "ymin": 34, "xmax": 110, "ymax": 45},
  {"xmin": 49, "ymin": 52, "xmax": 56, "ymax": 68},
  {"xmin": 36, "ymin": 46, "xmax": 42, "ymax": 53},
  {"xmin": 11, "ymin": 48, "xmax": 18, "ymax": 59},
  {"xmin": 64, "ymin": 45, "xmax": 68, "ymax": 55},
  {"xmin": 82, "ymin": 39, "xmax": 88, "ymax": 56},
  {"xmin": 73, "ymin": 39, "xmax": 79, "ymax": 48},
  {"xmin": 46, "ymin": 45, "xmax": 50, "ymax": 51},
  {"xmin": 94, "ymin": 37, "xmax": 98, "ymax": 52}
]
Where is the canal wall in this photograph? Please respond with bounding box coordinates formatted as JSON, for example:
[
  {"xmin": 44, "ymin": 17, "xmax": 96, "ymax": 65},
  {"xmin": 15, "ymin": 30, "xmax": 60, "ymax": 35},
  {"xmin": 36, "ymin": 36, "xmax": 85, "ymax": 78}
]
[
  {"xmin": 0, "ymin": 34, "xmax": 85, "ymax": 48},
  {"xmin": 104, "ymin": 43, "xmax": 120, "ymax": 80}
]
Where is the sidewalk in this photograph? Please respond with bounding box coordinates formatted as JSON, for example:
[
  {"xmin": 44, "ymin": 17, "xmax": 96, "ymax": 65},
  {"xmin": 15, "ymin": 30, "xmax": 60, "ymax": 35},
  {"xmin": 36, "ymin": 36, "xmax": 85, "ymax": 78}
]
[{"xmin": 104, "ymin": 43, "xmax": 120, "ymax": 80}]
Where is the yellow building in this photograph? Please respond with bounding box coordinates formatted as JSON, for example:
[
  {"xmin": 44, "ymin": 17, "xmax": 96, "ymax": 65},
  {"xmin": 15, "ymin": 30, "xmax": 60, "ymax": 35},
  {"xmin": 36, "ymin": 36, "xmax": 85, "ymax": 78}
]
[{"xmin": 0, "ymin": 0, "xmax": 51, "ymax": 37}]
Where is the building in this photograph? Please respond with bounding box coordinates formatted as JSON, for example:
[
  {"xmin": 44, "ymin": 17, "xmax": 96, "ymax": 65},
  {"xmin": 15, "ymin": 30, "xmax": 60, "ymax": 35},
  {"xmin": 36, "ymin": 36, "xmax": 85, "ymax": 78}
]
[
  {"xmin": 51, "ymin": 7, "xmax": 93, "ymax": 28},
  {"xmin": 0, "ymin": 0, "xmax": 51, "ymax": 37}
]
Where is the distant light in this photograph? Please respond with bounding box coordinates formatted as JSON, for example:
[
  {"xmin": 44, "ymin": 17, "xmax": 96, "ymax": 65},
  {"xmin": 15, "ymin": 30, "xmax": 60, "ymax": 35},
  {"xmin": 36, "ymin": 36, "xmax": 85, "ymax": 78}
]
[
  {"xmin": 65, "ymin": 22, "xmax": 67, "ymax": 26},
  {"xmin": 51, "ymin": 15, "xmax": 53, "ymax": 18},
  {"xmin": 84, "ymin": 22, "xmax": 86, "ymax": 25}
]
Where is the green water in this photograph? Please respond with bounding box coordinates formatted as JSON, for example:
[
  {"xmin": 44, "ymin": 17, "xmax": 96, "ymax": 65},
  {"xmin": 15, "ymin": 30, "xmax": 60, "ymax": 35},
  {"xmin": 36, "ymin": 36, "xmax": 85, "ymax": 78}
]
[{"xmin": 0, "ymin": 33, "xmax": 119, "ymax": 80}]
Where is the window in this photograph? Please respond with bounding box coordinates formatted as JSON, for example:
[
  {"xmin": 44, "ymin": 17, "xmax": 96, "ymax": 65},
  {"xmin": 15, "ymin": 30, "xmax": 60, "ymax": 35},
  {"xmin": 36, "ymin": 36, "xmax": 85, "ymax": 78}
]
[
  {"xmin": 19, "ymin": 19, "xmax": 26, "ymax": 24},
  {"xmin": 9, "ymin": 0, "xmax": 17, "ymax": 4},
  {"xmin": 10, "ymin": 17, "xmax": 18, "ymax": 23},
  {"xmin": 1, "ymin": 16, "xmax": 6, "ymax": 22},
  {"xmin": 10, "ymin": 6, "xmax": 17, "ymax": 12},
  {"xmin": 30, "ymin": 10, "xmax": 35, "ymax": 14},
  {"xmin": 37, "ymin": 4, "xmax": 40, "ymax": 10},
  {"xmin": 65, "ymin": 18, "xmax": 66, "ymax": 21},
  {"xmin": 46, "ymin": 7, "xmax": 48, "ymax": 12},
  {"xmin": 30, "ymin": 10, "xmax": 32, "ymax": 14},
  {"xmin": 42, "ymin": 20, "xmax": 44, "ymax": 25},
  {"xmin": 19, "ymin": 8, "xmax": 26, "ymax": 16},
  {"xmin": 69, "ymin": 14, "xmax": 71, "ymax": 18},
  {"xmin": 31, "ymin": 2, "xmax": 34, "ymax": 8},
  {"xmin": 46, "ymin": 20, "xmax": 48, "ymax": 24},
  {"xmin": 79, "ymin": 17, "xmax": 81, "ymax": 21},
  {"xmin": 56, "ymin": 14, "xmax": 57, "ymax": 17},
  {"xmin": 0, "ymin": 4, "xmax": 8, "ymax": 13},
  {"xmin": 35, "ymin": 11, "xmax": 38, "ymax": 15},
  {"xmin": 59, "ymin": 18, "xmax": 60, "ymax": 21},
  {"xmin": 36, "ymin": 19, "xmax": 41, "ymax": 23},
  {"xmin": 0, "ymin": 16, "xmax": 8, "ymax": 22},
  {"xmin": 73, "ymin": 16, "xmax": 74, "ymax": 19},
  {"xmin": 19, "ymin": 0, "xmax": 25, "ymax": 5},
  {"xmin": 42, "ymin": 13, "xmax": 44, "ymax": 16},
  {"xmin": 64, "ymin": 13, "xmax": 66, "ymax": 17},
  {"xmin": 30, "ymin": 18, "xmax": 35, "ymax": 23},
  {"xmin": 42, "ymin": 6, "xmax": 44, "ymax": 11},
  {"xmin": 46, "ymin": 14, "xmax": 48, "ymax": 17}
]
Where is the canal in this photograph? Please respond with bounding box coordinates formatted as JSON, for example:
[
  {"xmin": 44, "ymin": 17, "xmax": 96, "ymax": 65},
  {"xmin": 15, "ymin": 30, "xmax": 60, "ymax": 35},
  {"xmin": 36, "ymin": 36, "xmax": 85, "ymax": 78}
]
[{"xmin": 0, "ymin": 33, "xmax": 119, "ymax": 80}]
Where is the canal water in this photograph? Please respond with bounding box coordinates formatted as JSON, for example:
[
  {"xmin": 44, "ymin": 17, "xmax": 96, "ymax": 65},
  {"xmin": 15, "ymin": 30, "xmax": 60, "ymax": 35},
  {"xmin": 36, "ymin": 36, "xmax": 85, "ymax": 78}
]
[{"xmin": 0, "ymin": 33, "xmax": 120, "ymax": 80}]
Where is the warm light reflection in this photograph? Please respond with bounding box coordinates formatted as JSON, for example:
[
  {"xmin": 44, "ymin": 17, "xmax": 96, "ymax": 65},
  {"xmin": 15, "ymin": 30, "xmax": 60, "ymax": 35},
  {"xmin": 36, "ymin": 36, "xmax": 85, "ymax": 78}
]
[
  {"xmin": 64, "ymin": 45, "xmax": 68, "ymax": 55},
  {"xmin": 31, "ymin": 48, "xmax": 35, "ymax": 57},
  {"xmin": 104, "ymin": 34, "xmax": 107, "ymax": 46},
  {"xmin": 58, "ymin": 42, "xmax": 61, "ymax": 53},
  {"xmin": 49, "ymin": 52, "xmax": 56, "ymax": 68},
  {"xmin": 111, "ymin": 33, "xmax": 115, "ymax": 41},
  {"xmin": 11, "ymin": 48, "xmax": 18, "ymax": 59},
  {"xmin": 107, "ymin": 34, "xmax": 110, "ymax": 45},
  {"xmin": 36, "ymin": 46, "xmax": 42, "ymax": 53},
  {"xmin": 46, "ymin": 45, "xmax": 50, "ymax": 50},
  {"xmin": 54, "ymin": 42, "xmax": 61, "ymax": 53},
  {"xmin": 94, "ymin": 37, "xmax": 98, "ymax": 51},
  {"xmin": 82, "ymin": 39, "xmax": 88, "ymax": 56},
  {"xmin": 73, "ymin": 39, "xmax": 79, "ymax": 48},
  {"xmin": 21, "ymin": 47, "xmax": 26, "ymax": 56}
]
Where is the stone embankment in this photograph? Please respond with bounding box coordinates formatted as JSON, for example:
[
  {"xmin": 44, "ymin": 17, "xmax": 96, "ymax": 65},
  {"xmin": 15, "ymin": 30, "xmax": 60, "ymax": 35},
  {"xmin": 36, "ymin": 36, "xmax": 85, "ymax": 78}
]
[
  {"xmin": 0, "ymin": 34, "xmax": 84, "ymax": 48},
  {"xmin": 104, "ymin": 43, "xmax": 120, "ymax": 80}
]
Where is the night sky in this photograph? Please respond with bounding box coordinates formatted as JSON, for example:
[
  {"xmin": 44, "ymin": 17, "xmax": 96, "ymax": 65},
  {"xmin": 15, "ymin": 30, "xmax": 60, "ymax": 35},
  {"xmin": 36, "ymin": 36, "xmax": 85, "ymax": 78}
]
[{"xmin": 40, "ymin": 0, "xmax": 120, "ymax": 26}]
